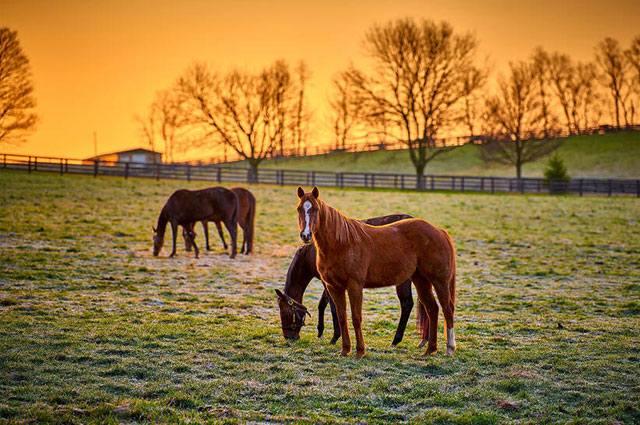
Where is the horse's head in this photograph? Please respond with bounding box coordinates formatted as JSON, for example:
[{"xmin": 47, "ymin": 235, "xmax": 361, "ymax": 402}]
[
  {"xmin": 275, "ymin": 289, "xmax": 310, "ymax": 341},
  {"xmin": 152, "ymin": 226, "xmax": 163, "ymax": 256},
  {"xmin": 296, "ymin": 186, "xmax": 320, "ymax": 244}
]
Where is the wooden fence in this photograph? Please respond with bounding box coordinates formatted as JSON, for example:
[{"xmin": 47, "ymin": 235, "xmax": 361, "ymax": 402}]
[{"xmin": 1, "ymin": 153, "xmax": 639, "ymax": 197}]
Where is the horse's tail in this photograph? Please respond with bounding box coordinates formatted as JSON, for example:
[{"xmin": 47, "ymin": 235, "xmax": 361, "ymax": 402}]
[
  {"xmin": 416, "ymin": 300, "xmax": 428, "ymax": 341},
  {"xmin": 246, "ymin": 191, "xmax": 256, "ymax": 253}
]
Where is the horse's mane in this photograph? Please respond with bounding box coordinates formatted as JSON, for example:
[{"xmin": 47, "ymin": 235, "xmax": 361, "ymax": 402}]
[{"xmin": 318, "ymin": 199, "xmax": 370, "ymax": 245}]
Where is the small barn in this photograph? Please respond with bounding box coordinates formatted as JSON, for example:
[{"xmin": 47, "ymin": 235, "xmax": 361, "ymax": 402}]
[{"xmin": 84, "ymin": 148, "xmax": 162, "ymax": 165}]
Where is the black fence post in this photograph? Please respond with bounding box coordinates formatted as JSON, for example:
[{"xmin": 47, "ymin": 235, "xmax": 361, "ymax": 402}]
[
  {"xmin": 93, "ymin": 160, "xmax": 98, "ymax": 177},
  {"xmin": 186, "ymin": 164, "xmax": 191, "ymax": 182},
  {"xmin": 65, "ymin": 159, "xmax": 68, "ymax": 173},
  {"xmin": 431, "ymin": 176, "xmax": 434, "ymax": 191},
  {"xmin": 60, "ymin": 159, "xmax": 63, "ymax": 175},
  {"xmin": 608, "ymin": 179, "xmax": 612, "ymax": 197},
  {"xmin": 491, "ymin": 178, "xmax": 495, "ymax": 194},
  {"xmin": 34, "ymin": 157, "xmax": 38, "ymax": 171},
  {"xmin": 461, "ymin": 176, "xmax": 465, "ymax": 193},
  {"xmin": 579, "ymin": 179, "xmax": 583, "ymax": 196},
  {"xmin": 371, "ymin": 174, "xmax": 375, "ymax": 190},
  {"xmin": 3, "ymin": 154, "xmax": 6, "ymax": 168},
  {"xmin": 364, "ymin": 174, "xmax": 368, "ymax": 188},
  {"xmin": 125, "ymin": 162, "xmax": 129, "ymax": 180},
  {"xmin": 28, "ymin": 156, "xmax": 31, "ymax": 173},
  {"xmin": 520, "ymin": 178, "xmax": 525, "ymax": 194},
  {"xmin": 155, "ymin": 164, "xmax": 160, "ymax": 181},
  {"xmin": 401, "ymin": 175, "xmax": 405, "ymax": 190},
  {"xmin": 451, "ymin": 176, "xmax": 455, "ymax": 191},
  {"xmin": 480, "ymin": 177, "xmax": 484, "ymax": 192},
  {"xmin": 280, "ymin": 170, "xmax": 285, "ymax": 186},
  {"xmin": 637, "ymin": 180, "xmax": 640, "ymax": 198},
  {"xmin": 217, "ymin": 167, "xmax": 222, "ymax": 183}
]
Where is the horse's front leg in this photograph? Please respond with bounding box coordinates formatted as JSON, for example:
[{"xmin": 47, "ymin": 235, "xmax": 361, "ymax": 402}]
[
  {"xmin": 326, "ymin": 284, "xmax": 350, "ymax": 356},
  {"xmin": 347, "ymin": 284, "xmax": 366, "ymax": 358},
  {"xmin": 168, "ymin": 222, "xmax": 178, "ymax": 257},
  {"xmin": 201, "ymin": 221, "xmax": 210, "ymax": 251},
  {"xmin": 317, "ymin": 289, "xmax": 328, "ymax": 338}
]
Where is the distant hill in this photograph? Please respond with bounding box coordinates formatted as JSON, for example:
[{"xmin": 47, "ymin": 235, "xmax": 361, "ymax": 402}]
[{"xmin": 246, "ymin": 131, "xmax": 640, "ymax": 179}]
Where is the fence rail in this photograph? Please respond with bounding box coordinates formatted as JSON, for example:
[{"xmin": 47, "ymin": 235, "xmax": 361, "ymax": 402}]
[{"xmin": 1, "ymin": 153, "xmax": 638, "ymax": 197}]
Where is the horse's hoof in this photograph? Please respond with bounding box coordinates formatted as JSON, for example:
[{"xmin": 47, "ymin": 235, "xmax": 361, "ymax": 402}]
[
  {"xmin": 330, "ymin": 336, "xmax": 339, "ymax": 345},
  {"xmin": 317, "ymin": 329, "xmax": 324, "ymax": 338},
  {"xmin": 339, "ymin": 349, "xmax": 351, "ymax": 357},
  {"xmin": 355, "ymin": 350, "xmax": 366, "ymax": 359},
  {"xmin": 417, "ymin": 340, "xmax": 427, "ymax": 348},
  {"xmin": 424, "ymin": 346, "xmax": 438, "ymax": 356},
  {"xmin": 446, "ymin": 346, "xmax": 456, "ymax": 357}
]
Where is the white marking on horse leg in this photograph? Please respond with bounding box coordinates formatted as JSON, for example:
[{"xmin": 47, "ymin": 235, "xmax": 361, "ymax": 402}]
[
  {"xmin": 302, "ymin": 201, "xmax": 312, "ymax": 239},
  {"xmin": 446, "ymin": 328, "xmax": 456, "ymax": 356}
]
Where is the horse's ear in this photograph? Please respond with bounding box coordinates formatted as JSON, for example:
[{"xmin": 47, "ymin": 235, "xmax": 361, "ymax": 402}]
[
  {"xmin": 297, "ymin": 187, "xmax": 304, "ymax": 198},
  {"xmin": 312, "ymin": 186, "xmax": 319, "ymax": 198},
  {"xmin": 275, "ymin": 289, "xmax": 285, "ymax": 300}
]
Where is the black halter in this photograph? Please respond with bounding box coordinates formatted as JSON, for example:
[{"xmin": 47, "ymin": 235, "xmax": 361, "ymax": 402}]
[{"xmin": 281, "ymin": 298, "xmax": 310, "ymax": 331}]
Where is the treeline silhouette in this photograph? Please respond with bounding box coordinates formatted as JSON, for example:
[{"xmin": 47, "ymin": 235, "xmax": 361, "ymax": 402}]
[{"xmin": 134, "ymin": 19, "xmax": 640, "ymax": 185}]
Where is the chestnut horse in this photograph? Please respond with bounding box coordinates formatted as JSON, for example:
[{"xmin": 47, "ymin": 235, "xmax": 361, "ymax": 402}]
[
  {"xmin": 153, "ymin": 187, "xmax": 238, "ymax": 259},
  {"xmin": 276, "ymin": 214, "xmax": 428, "ymax": 347},
  {"xmin": 184, "ymin": 187, "xmax": 256, "ymax": 254},
  {"xmin": 296, "ymin": 187, "xmax": 456, "ymax": 358}
]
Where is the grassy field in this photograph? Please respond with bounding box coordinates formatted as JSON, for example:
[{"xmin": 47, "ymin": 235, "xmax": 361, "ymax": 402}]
[
  {"xmin": 0, "ymin": 169, "xmax": 639, "ymax": 424},
  {"xmin": 255, "ymin": 132, "xmax": 640, "ymax": 179}
]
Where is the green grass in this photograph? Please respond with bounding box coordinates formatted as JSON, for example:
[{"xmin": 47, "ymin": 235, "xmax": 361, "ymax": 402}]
[
  {"xmin": 255, "ymin": 132, "xmax": 640, "ymax": 179},
  {"xmin": 0, "ymin": 169, "xmax": 639, "ymax": 424}
]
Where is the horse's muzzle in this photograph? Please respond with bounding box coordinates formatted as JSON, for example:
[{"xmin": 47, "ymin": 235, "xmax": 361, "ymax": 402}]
[{"xmin": 299, "ymin": 232, "xmax": 312, "ymax": 244}]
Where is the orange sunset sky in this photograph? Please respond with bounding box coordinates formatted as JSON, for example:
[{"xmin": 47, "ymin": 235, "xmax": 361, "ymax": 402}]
[{"xmin": 2, "ymin": 0, "xmax": 640, "ymax": 161}]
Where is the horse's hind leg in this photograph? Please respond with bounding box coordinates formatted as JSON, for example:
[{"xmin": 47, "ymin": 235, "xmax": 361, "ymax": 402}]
[
  {"xmin": 215, "ymin": 221, "xmax": 228, "ymax": 251},
  {"xmin": 391, "ymin": 280, "xmax": 414, "ymax": 347},
  {"xmin": 433, "ymin": 278, "xmax": 456, "ymax": 356},
  {"xmin": 325, "ymin": 285, "xmax": 350, "ymax": 356},
  {"xmin": 412, "ymin": 273, "xmax": 439, "ymax": 355}
]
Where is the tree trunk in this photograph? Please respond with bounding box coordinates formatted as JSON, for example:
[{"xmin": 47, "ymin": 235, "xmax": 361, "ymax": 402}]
[
  {"xmin": 414, "ymin": 163, "xmax": 426, "ymax": 190},
  {"xmin": 248, "ymin": 160, "xmax": 260, "ymax": 184}
]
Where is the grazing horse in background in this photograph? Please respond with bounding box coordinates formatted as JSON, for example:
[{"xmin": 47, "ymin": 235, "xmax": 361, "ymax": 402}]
[
  {"xmin": 296, "ymin": 186, "xmax": 457, "ymax": 358},
  {"xmin": 153, "ymin": 187, "xmax": 238, "ymax": 259},
  {"xmin": 184, "ymin": 187, "xmax": 256, "ymax": 255},
  {"xmin": 276, "ymin": 214, "xmax": 428, "ymax": 347}
]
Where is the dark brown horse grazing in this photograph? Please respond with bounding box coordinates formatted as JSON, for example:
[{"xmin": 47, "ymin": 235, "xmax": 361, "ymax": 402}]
[
  {"xmin": 184, "ymin": 187, "xmax": 256, "ymax": 255},
  {"xmin": 276, "ymin": 214, "xmax": 428, "ymax": 347},
  {"xmin": 296, "ymin": 187, "xmax": 457, "ymax": 358},
  {"xmin": 153, "ymin": 187, "xmax": 238, "ymax": 259}
]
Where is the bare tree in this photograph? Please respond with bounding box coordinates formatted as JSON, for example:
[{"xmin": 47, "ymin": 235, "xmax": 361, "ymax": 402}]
[
  {"xmin": 345, "ymin": 19, "xmax": 482, "ymax": 189},
  {"xmin": 625, "ymin": 35, "xmax": 640, "ymax": 124},
  {"xmin": 531, "ymin": 47, "xmax": 556, "ymax": 137},
  {"xmin": 134, "ymin": 108, "xmax": 157, "ymax": 160},
  {"xmin": 0, "ymin": 28, "xmax": 38, "ymax": 146},
  {"xmin": 176, "ymin": 61, "xmax": 305, "ymax": 181},
  {"xmin": 292, "ymin": 61, "xmax": 312, "ymax": 156},
  {"xmin": 596, "ymin": 37, "xmax": 632, "ymax": 128},
  {"xmin": 479, "ymin": 61, "xmax": 560, "ymax": 179},
  {"xmin": 548, "ymin": 53, "xmax": 602, "ymax": 134},
  {"xmin": 460, "ymin": 65, "xmax": 487, "ymax": 138},
  {"xmin": 328, "ymin": 71, "xmax": 363, "ymax": 150}
]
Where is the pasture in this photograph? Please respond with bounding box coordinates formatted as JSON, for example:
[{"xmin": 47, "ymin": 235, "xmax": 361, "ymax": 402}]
[{"xmin": 0, "ymin": 169, "xmax": 639, "ymax": 424}]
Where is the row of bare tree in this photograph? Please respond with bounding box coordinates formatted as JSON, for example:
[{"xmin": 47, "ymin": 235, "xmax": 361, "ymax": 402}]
[
  {"xmin": 134, "ymin": 20, "xmax": 639, "ymax": 185},
  {"xmin": 2, "ymin": 23, "xmax": 636, "ymax": 185},
  {"xmin": 135, "ymin": 61, "xmax": 311, "ymax": 181},
  {"xmin": 328, "ymin": 22, "xmax": 640, "ymax": 182}
]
